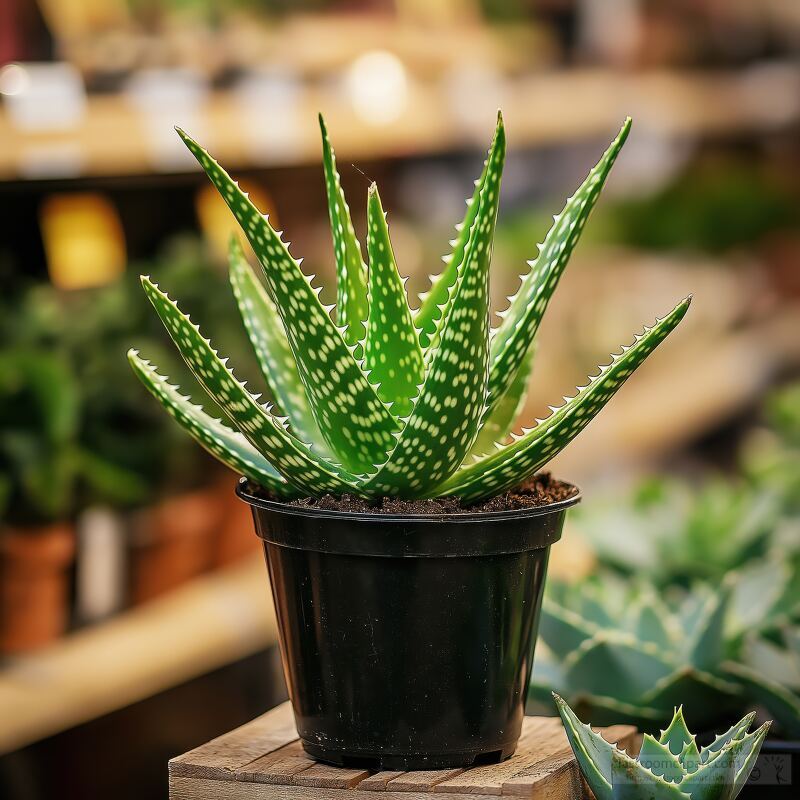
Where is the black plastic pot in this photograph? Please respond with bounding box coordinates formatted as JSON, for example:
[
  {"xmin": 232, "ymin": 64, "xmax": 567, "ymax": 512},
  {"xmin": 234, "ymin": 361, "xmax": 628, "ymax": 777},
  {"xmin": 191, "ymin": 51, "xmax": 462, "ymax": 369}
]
[{"xmin": 237, "ymin": 479, "xmax": 580, "ymax": 770}]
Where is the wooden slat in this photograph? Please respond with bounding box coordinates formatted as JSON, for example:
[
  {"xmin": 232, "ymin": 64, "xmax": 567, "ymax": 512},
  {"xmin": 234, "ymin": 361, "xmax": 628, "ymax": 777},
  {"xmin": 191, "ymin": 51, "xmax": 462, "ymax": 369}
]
[
  {"xmin": 357, "ymin": 771, "xmax": 406, "ymax": 791},
  {"xmin": 292, "ymin": 763, "xmax": 371, "ymax": 789},
  {"xmin": 236, "ymin": 741, "xmax": 315, "ymax": 784},
  {"xmin": 387, "ymin": 769, "xmax": 465, "ymax": 792},
  {"xmin": 170, "ymin": 776, "xmax": 509, "ymax": 800},
  {"xmin": 170, "ymin": 702, "xmax": 297, "ymax": 780},
  {"xmin": 433, "ymin": 718, "xmax": 564, "ymax": 795}
]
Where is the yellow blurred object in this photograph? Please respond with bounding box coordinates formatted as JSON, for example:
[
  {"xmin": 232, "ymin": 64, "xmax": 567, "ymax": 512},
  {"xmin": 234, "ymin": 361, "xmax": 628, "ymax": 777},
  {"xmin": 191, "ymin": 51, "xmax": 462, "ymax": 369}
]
[
  {"xmin": 195, "ymin": 181, "xmax": 276, "ymax": 262},
  {"xmin": 547, "ymin": 523, "xmax": 597, "ymax": 582},
  {"xmin": 37, "ymin": 0, "xmax": 130, "ymax": 40},
  {"xmin": 39, "ymin": 193, "xmax": 126, "ymax": 290}
]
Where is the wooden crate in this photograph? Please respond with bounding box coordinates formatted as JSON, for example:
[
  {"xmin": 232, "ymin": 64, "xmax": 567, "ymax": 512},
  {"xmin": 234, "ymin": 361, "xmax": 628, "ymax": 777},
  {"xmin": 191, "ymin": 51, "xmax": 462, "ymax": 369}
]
[{"xmin": 169, "ymin": 701, "xmax": 636, "ymax": 799}]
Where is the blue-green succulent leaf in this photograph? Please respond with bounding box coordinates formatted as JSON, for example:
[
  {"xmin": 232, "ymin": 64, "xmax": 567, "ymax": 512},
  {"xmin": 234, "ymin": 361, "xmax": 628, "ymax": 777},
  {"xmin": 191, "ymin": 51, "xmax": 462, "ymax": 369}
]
[
  {"xmin": 437, "ymin": 298, "xmax": 690, "ymax": 503},
  {"xmin": 686, "ymin": 582, "xmax": 732, "ymax": 671},
  {"xmin": 676, "ymin": 738, "xmax": 738, "ymax": 800},
  {"xmin": 358, "ymin": 118, "xmax": 505, "ymax": 497},
  {"xmin": 701, "ymin": 712, "xmax": 756, "ymax": 763},
  {"xmin": 140, "ymin": 276, "xmax": 359, "ymax": 497},
  {"xmin": 554, "ymin": 693, "xmax": 615, "ymax": 800},
  {"xmin": 364, "ymin": 183, "xmax": 424, "ymax": 417},
  {"xmin": 319, "ymin": 114, "xmax": 368, "ymax": 351},
  {"xmin": 722, "ymin": 661, "xmax": 800, "ymax": 738},
  {"xmin": 679, "ymin": 738, "xmax": 702, "ymax": 774},
  {"xmin": 562, "ymin": 632, "xmax": 676, "ymax": 706},
  {"xmin": 731, "ymin": 722, "xmax": 770, "ymax": 797},
  {"xmin": 659, "ymin": 708, "xmax": 694, "ymax": 756},
  {"xmin": 539, "ymin": 600, "xmax": 601, "ymax": 660},
  {"xmin": 486, "ymin": 119, "xmax": 631, "ymax": 417},
  {"xmin": 638, "ymin": 734, "xmax": 686, "ymax": 783},
  {"xmin": 128, "ymin": 351, "xmax": 292, "ymax": 497},
  {"xmin": 610, "ymin": 749, "xmax": 689, "ymax": 799},
  {"xmin": 176, "ymin": 127, "xmax": 396, "ymax": 474},
  {"xmin": 228, "ymin": 238, "xmax": 327, "ymax": 451}
]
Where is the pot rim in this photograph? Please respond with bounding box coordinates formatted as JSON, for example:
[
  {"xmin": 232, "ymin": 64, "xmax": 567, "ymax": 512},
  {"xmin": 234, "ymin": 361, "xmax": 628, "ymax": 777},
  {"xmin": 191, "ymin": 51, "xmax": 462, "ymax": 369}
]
[{"xmin": 235, "ymin": 477, "xmax": 581, "ymax": 524}]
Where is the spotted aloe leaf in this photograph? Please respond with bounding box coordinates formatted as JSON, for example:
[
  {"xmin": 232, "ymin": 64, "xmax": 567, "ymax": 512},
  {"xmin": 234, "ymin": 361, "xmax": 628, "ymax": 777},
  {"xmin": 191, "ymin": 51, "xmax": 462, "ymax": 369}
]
[
  {"xmin": 486, "ymin": 119, "xmax": 631, "ymax": 417},
  {"xmin": 177, "ymin": 128, "xmax": 396, "ymax": 474},
  {"xmin": 141, "ymin": 276, "xmax": 358, "ymax": 497},
  {"xmin": 319, "ymin": 114, "xmax": 368, "ymax": 351},
  {"xmin": 364, "ymin": 183, "xmax": 424, "ymax": 418},
  {"xmin": 435, "ymin": 297, "xmax": 690, "ymax": 503},
  {"xmin": 228, "ymin": 237, "xmax": 327, "ymax": 452},
  {"xmin": 358, "ymin": 118, "xmax": 505, "ymax": 496},
  {"xmin": 128, "ymin": 351, "xmax": 291, "ymax": 496},
  {"xmin": 468, "ymin": 341, "xmax": 535, "ymax": 457},
  {"xmin": 415, "ymin": 118, "xmax": 497, "ymax": 350}
]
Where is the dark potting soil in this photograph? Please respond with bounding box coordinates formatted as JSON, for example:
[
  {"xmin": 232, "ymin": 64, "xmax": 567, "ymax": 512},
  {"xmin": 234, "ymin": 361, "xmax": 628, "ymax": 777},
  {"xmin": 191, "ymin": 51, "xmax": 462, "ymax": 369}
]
[{"xmin": 257, "ymin": 473, "xmax": 577, "ymax": 515}]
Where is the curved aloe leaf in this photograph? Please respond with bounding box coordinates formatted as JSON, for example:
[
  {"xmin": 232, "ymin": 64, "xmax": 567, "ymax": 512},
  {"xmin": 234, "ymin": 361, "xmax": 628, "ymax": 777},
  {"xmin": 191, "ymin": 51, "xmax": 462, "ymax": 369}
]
[
  {"xmin": 610, "ymin": 748, "xmax": 689, "ymax": 799},
  {"xmin": 730, "ymin": 722, "xmax": 770, "ymax": 796},
  {"xmin": 563, "ymin": 632, "xmax": 676, "ymax": 705},
  {"xmin": 469, "ymin": 341, "xmax": 535, "ymax": 457},
  {"xmin": 539, "ymin": 601, "xmax": 600, "ymax": 660},
  {"xmin": 319, "ymin": 114, "xmax": 368, "ymax": 351},
  {"xmin": 659, "ymin": 707, "xmax": 694, "ymax": 755},
  {"xmin": 140, "ymin": 276, "xmax": 359, "ymax": 497},
  {"xmin": 702, "ymin": 712, "xmax": 756, "ymax": 761},
  {"xmin": 639, "ymin": 734, "xmax": 685, "ymax": 782},
  {"xmin": 358, "ymin": 119, "xmax": 505, "ymax": 496},
  {"xmin": 486, "ymin": 119, "xmax": 631, "ymax": 417},
  {"xmin": 554, "ymin": 693, "xmax": 617, "ymax": 800},
  {"xmin": 176, "ymin": 128, "xmax": 396, "ymax": 473},
  {"xmin": 128, "ymin": 351, "xmax": 291, "ymax": 496},
  {"xmin": 723, "ymin": 661, "xmax": 800, "ymax": 737},
  {"xmin": 228, "ymin": 238, "xmax": 327, "ymax": 451},
  {"xmin": 415, "ymin": 115, "xmax": 500, "ymax": 349},
  {"xmin": 364, "ymin": 183, "xmax": 424, "ymax": 417},
  {"xmin": 437, "ymin": 297, "xmax": 690, "ymax": 502}
]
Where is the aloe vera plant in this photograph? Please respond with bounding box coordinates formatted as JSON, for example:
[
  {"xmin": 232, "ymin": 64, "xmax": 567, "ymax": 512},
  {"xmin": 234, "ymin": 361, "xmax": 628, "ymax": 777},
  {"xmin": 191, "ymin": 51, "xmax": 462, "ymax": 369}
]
[
  {"xmin": 128, "ymin": 114, "xmax": 689, "ymax": 502},
  {"xmin": 556, "ymin": 695, "xmax": 769, "ymax": 800}
]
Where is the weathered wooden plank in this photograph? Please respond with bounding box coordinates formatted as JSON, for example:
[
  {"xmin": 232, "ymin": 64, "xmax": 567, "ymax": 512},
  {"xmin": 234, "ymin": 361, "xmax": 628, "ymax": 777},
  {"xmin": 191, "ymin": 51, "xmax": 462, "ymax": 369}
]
[
  {"xmin": 292, "ymin": 763, "xmax": 371, "ymax": 789},
  {"xmin": 387, "ymin": 768, "xmax": 465, "ymax": 792},
  {"xmin": 170, "ymin": 776, "xmax": 505, "ymax": 800},
  {"xmin": 358, "ymin": 771, "xmax": 406, "ymax": 791},
  {"xmin": 169, "ymin": 702, "xmax": 297, "ymax": 780},
  {"xmin": 235, "ymin": 741, "xmax": 314, "ymax": 784},
  {"xmin": 433, "ymin": 719, "xmax": 566, "ymax": 795}
]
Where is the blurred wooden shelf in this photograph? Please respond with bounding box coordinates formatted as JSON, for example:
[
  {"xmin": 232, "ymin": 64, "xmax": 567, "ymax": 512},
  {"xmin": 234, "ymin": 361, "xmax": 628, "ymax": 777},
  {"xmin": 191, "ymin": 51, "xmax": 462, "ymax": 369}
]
[
  {"xmin": 0, "ymin": 554, "xmax": 278, "ymax": 755},
  {"xmin": 1, "ymin": 65, "xmax": 798, "ymax": 181}
]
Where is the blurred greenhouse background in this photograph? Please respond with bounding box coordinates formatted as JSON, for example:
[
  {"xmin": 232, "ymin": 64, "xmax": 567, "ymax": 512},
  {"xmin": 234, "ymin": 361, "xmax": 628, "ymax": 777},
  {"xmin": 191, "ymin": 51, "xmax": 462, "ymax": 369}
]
[{"xmin": 0, "ymin": 1, "xmax": 799, "ymax": 798}]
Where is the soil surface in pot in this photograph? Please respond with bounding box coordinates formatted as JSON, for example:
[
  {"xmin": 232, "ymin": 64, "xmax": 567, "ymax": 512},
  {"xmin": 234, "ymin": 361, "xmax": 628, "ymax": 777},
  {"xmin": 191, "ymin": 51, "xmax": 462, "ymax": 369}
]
[{"xmin": 254, "ymin": 473, "xmax": 577, "ymax": 515}]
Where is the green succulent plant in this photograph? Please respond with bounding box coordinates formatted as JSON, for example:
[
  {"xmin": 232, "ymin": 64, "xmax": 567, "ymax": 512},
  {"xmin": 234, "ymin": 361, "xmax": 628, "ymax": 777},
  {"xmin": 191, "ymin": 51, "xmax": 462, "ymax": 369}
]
[
  {"xmin": 128, "ymin": 113, "xmax": 690, "ymax": 502},
  {"xmin": 556, "ymin": 695, "xmax": 769, "ymax": 800},
  {"xmin": 530, "ymin": 576, "xmax": 745, "ymax": 731},
  {"xmin": 532, "ymin": 558, "xmax": 800, "ymax": 735},
  {"xmin": 721, "ymin": 549, "xmax": 800, "ymax": 738},
  {"xmin": 571, "ymin": 477, "xmax": 781, "ymax": 588}
]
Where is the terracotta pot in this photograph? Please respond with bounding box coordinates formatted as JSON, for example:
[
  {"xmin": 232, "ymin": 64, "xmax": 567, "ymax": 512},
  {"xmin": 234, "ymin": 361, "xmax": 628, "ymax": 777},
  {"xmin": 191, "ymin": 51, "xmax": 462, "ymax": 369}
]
[
  {"xmin": 128, "ymin": 486, "xmax": 223, "ymax": 605},
  {"xmin": 0, "ymin": 523, "xmax": 76, "ymax": 654},
  {"xmin": 211, "ymin": 476, "xmax": 260, "ymax": 567}
]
